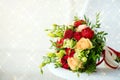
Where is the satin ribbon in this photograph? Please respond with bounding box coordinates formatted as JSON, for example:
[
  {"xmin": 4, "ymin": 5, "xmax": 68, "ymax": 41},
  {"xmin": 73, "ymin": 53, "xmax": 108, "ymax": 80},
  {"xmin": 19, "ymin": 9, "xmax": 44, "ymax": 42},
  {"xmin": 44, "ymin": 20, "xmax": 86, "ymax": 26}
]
[{"xmin": 96, "ymin": 46, "xmax": 120, "ymax": 69}]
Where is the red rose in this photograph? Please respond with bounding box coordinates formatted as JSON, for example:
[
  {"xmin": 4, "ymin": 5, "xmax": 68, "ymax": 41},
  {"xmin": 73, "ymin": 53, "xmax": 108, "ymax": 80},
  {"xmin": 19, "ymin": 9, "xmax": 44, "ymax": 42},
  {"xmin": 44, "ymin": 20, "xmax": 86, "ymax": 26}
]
[
  {"xmin": 81, "ymin": 27, "xmax": 94, "ymax": 39},
  {"xmin": 61, "ymin": 57, "xmax": 66, "ymax": 65},
  {"xmin": 61, "ymin": 58, "xmax": 66, "ymax": 65},
  {"xmin": 73, "ymin": 32, "xmax": 82, "ymax": 41},
  {"xmin": 63, "ymin": 55, "xmax": 68, "ymax": 60},
  {"xmin": 65, "ymin": 48, "xmax": 71, "ymax": 55},
  {"xmin": 64, "ymin": 29, "xmax": 73, "ymax": 39},
  {"xmin": 62, "ymin": 63, "xmax": 69, "ymax": 69},
  {"xmin": 56, "ymin": 38, "xmax": 64, "ymax": 48},
  {"xmin": 65, "ymin": 48, "xmax": 75, "ymax": 57},
  {"xmin": 61, "ymin": 49, "xmax": 75, "ymax": 69},
  {"xmin": 61, "ymin": 55, "xmax": 68, "ymax": 65},
  {"xmin": 74, "ymin": 20, "xmax": 86, "ymax": 27},
  {"xmin": 69, "ymin": 49, "xmax": 75, "ymax": 57},
  {"xmin": 61, "ymin": 55, "xmax": 69, "ymax": 69}
]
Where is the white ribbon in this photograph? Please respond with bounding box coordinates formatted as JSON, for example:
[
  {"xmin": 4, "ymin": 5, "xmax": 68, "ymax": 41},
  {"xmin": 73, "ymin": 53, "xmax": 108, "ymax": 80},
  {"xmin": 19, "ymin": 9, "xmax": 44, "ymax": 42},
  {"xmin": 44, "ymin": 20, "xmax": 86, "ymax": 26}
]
[{"xmin": 103, "ymin": 46, "xmax": 120, "ymax": 69}]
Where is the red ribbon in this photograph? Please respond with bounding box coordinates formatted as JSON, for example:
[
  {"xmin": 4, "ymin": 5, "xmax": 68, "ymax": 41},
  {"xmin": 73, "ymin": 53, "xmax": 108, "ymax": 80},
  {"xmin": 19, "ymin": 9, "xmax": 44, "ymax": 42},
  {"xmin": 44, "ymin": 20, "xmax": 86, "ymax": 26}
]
[
  {"xmin": 108, "ymin": 46, "xmax": 120, "ymax": 57},
  {"xmin": 96, "ymin": 46, "xmax": 120, "ymax": 69}
]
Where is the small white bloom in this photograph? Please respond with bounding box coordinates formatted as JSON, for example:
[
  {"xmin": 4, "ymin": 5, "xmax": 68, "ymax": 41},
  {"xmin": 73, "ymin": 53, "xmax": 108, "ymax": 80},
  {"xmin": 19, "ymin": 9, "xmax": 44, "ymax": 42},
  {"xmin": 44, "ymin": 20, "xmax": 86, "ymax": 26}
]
[{"xmin": 76, "ymin": 25, "xmax": 87, "ymax": 32}]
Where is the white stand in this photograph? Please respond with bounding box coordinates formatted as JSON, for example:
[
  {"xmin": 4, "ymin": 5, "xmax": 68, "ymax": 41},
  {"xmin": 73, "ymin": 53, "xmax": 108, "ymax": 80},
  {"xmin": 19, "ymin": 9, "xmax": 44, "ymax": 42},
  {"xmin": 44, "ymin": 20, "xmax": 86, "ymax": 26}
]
[{"xmin": 47, "ymin": 63, "xmax": 120, "ymax": 80}]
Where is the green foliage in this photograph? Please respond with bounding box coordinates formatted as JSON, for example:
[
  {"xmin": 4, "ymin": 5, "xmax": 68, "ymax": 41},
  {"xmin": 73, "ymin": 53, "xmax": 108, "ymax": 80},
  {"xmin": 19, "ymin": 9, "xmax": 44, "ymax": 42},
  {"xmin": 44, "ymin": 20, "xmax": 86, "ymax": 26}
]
[
  {"xmin": 54, "ymin": 60, "xmax": 62, "ymax": 68},
  {"xmin": 49, "ymin": 40, "xmax": 56, "ymax": 48},
  {"xmin": 63, "ymin": 39, "xmax": 77, "ymax": 49},
  {"xmin": 84, "ymin": 15, "xmax": 91, "ymax": 26},
  {"xmin": 56, "ymin": 50, "xmax": 65, "ymax": 58},
  {"xmin": 46, "ymin": 24, "xmax": 74, "ymax": 38},
  {"xmin": 79, "ymin": 13, "xmax": 107, "ymax": 73},
  {"xmin": 74, "ymin": 16, "xmax": 80, "ymax": 21},
  {"xmin": 75, "ymin": 49, "xmax": 90, "ymax": 62},
  {"xmin": 85, "ymin": 61, "xmax": 96, "ymax": 74},
  {"xmin": 46, "ymin": 24, "xmax": 65, "ymax": 38},
  {"xmin": 39, "ymin": 53, "xmax": 57, "ymax": 74},
  {"xmin": 115, "ymin": 57, "xmax": 120, "ymax": 62}
]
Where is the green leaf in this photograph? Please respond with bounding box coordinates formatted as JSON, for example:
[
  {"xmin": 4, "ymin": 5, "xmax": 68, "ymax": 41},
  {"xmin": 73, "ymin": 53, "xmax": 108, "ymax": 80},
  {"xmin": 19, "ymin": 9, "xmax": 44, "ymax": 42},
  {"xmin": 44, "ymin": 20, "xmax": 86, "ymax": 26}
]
[
  {"xmin": 56, "ymin": 50, "xmax": 65, "ymax": 58},
  {"xmin": 115, "ymin": 57, "xmax": 120, "ymax": 62},
  {"xmin": 40, "ymin": 68, "xmax": 43, "ymax": 74},
  {"xmin": 77, "ymin": 72, "xmax": 80, "ymax": 77},
  {"xmin": 74, "ymin": 16, "xmax": 80, "ymax": 21},
  {"xmin": 40, "ymin": 62, "xmax": 46, "ymax": 68},
  {"xmin": 48, "ymin": 32, "xmax": 55, "ymax": 37},
  {"xmin": 54, "ymin": 61, "xmax": 62, "ymax": 68},
  {"xmin": 47, "ymin": 52, "xmax": 56, "ymax": 57},
  {"xmin": 84, "ymin": 15, "xmax": 87, "ymax": 21},
  {"xmin": 84, "ymin": 15, "xmax": 91, "ymax": 26},
  {"xmin": 49, "ymin": 40, "xmax": 56, "ymax": 48}
]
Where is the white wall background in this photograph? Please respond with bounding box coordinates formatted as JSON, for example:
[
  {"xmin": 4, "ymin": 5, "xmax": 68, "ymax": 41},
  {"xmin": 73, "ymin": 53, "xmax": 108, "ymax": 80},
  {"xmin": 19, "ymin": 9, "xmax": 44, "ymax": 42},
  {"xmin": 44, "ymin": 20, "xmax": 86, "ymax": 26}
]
[
  {"xmin": 0, "ymin": 0, "xmax": 86, "ymax": 80},
  {"xmin": 0, "ymin": 0, "xmax": 120, "ymax": 80},
  {"xmin": 85, "ymin": 0, "xmax": 120, "ymax": 51}
]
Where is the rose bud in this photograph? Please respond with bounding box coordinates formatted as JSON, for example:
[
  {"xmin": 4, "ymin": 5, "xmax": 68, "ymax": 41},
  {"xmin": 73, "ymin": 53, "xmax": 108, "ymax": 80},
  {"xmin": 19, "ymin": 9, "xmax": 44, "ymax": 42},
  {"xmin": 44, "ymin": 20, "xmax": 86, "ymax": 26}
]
[{"xmin": 74, "ymin": 20, "xmax": 86, "ymax": 27}]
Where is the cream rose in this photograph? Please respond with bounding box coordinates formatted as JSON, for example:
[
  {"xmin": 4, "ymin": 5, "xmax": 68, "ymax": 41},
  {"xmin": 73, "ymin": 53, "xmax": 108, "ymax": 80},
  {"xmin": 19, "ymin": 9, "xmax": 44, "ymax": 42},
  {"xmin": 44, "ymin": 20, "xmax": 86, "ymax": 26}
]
[
  {"xmin": 76, "ymin": 25, "xmax": 87, "ymax": 32},
  {"xmin": 75, "ymin": 38, "xmax": 93, "ymax": 50},
  {"xmin": 67, "ymin": 57, "xmax": 83, "ymax": 70}
]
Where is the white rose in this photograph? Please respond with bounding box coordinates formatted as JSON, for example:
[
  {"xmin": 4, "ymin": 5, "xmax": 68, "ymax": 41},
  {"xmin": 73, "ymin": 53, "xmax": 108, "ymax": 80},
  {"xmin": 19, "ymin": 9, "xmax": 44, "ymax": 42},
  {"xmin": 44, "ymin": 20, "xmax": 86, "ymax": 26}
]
[{"xmin": 76, "ymin": 25, "xmax": 87, "ymax": 32}]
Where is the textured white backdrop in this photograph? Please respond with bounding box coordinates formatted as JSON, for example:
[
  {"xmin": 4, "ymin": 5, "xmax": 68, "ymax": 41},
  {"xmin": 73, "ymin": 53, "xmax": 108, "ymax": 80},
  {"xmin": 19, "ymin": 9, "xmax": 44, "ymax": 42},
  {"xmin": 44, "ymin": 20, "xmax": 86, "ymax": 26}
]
[
  {"xmin": 0, "ymin": 0, "xmax": 120, "ymax": 80},
  {"xmin": 0, "ymin": 0, "xmax": 85, "ymax": 80},
  {"xmin": 85, "ymin": 0, "xmax": 120, "ymax": 51}
]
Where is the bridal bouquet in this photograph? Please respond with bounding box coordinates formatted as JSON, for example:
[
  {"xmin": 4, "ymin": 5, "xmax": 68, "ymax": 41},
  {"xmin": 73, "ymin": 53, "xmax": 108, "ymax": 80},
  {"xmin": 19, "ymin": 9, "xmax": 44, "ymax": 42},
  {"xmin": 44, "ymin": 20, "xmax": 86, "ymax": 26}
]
[{"xmin": 40, "ymin": 13, "xmax": 120, "ymax": 75}]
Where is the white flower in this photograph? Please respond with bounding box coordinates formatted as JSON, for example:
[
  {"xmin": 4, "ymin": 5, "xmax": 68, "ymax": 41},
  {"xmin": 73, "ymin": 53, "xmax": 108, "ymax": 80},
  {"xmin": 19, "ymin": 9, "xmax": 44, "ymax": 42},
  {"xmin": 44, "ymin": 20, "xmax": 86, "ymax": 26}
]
[{"xmin": 76, "ymin": 25, "xmax": 87, "ymax": 32}]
